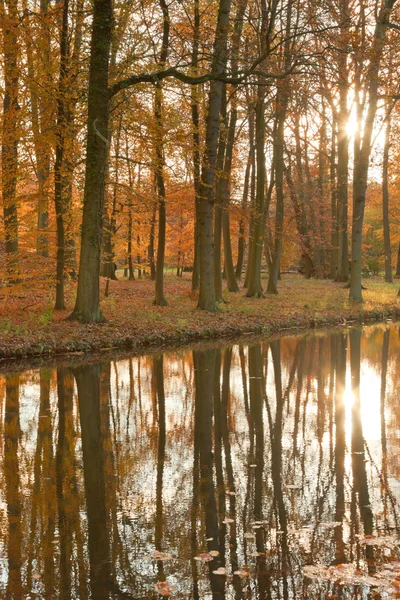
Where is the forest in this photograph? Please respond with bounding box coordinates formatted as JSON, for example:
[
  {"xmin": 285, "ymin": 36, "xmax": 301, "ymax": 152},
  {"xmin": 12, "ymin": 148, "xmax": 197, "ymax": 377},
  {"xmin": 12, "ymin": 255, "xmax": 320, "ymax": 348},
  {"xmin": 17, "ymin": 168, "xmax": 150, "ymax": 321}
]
[{"xmin": 1, "ymin": 0, "xmax": 400, "ymax": 333}]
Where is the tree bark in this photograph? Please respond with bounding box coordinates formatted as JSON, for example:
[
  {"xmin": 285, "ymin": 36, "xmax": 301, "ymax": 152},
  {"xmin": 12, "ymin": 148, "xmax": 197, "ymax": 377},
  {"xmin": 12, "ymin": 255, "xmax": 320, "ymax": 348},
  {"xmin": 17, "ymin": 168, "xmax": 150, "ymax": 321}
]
[
  {"xmin": 382, "ymin": 100, "xmax": 392, "ymax": 283},
  {"xmin": 266, "ymin": 0, "xmax": 292, "ymax": 294},
  {"xmin": 153, "ymin": 0, "xmax": 170, "ymax": 306},
  {"xmin": 1, "ymin": 0, "xmax": 20, "ymax": 281},
  {"xmin": 54, "ymin": 0, "xmax": 70, "ymax": 310},
  {"xmin": 350, "ymin": 0, "xmax": 397, "ymax": 302},
  {"xmin": 197, "ymin": 0, "xmax": 232, "ymax": 311},
  {"xmin": 213, "ymin": 86, "xmax": 227, "ymax": 303},
  {"xmin": 336, "ymin": 0, "xmax": 350, "ymax": 283},
  {"xmin": 68, "ymin": 0, "xmax": 112, "ymax": 322},
  {"xmin": 246, "ymin": 87, "xmax": 266, "ymax": 297},
  {"xmin": 191, "ymin": 0, "xmax": 201, "ymax": 292},
  {"xmin": 235, "ymin": 148, "xmax": 250, "ymax": 280}
]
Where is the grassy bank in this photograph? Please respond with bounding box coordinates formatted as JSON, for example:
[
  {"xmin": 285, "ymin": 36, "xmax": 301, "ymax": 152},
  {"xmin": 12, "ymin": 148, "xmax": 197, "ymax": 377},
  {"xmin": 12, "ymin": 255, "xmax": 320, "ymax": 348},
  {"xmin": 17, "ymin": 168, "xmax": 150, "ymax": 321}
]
[{"xmin": 0, "ymin": 273, "xmax": 399, "ymax": 360}]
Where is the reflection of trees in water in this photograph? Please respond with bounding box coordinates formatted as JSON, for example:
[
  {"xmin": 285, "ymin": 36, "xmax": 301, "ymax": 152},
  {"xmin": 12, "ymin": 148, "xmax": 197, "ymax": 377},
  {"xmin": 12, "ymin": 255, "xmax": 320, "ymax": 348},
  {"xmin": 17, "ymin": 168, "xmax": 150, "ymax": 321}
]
[
  {"xmin": 74, "ymin": 364, "xmax": 111, "ymax": 599},
  {"xmin": 0, "ymin": 326, "xmax": 399, "ymax": 598},
  {"xmin": 4, "ymin": 374, "xmax": 23, "ymax": 599}
]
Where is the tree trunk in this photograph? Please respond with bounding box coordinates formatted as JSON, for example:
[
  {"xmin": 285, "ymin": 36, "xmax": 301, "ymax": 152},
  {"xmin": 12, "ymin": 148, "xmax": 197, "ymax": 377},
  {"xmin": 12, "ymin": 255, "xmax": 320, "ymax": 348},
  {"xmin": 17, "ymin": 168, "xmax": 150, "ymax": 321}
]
[
  {"xmin": 220, "ymin": 0, "xmax": 247, "ymax": 293},
  {"xmin": 395, "ymin": 242, "xmax": 400, "ymax": 277},
  {"xmin": 148, "ymin": 196, "xmax": 157, "ymax": 281},
  {"xmin": 243, "ymin": 97, "xmax": 256, "ymax": 288},
  {"xmin": 197, "ymin": 0, "xmax": 232, "ymax": 311},
  {"xmin": 126, "ymin": 140, "xmax": 135, "ymax": 281},
  {"xmin": 336, "ymin": 14, "xmax": 350, "ymax": 283},
  {"xmin": 350, "ymin": 0, "xmax": 397, "ymax": 302},
  {"xmin": 153, "ymin": 0, "xmax": 170, "ymax": 306},
  {"xmin": 382, "ymin": 100, "xmax": 392, "ymax": 283},
  {"xmin": 24, "ymin": 0, "xmax": 52, "ymax": 257},
  {"xmin": 68, "ymin": 0, "xmax": 112, "ymax": 322},
  {"xmin": 54, "ymin": 0, "xmax": 70, "ymax": 310},
  {"xmin": 246, "ymin": 87, "xmax": 266, "ymax": 297},
  {"xmin": 1, "ymin": 0, "xmax": 20, "ymax": 281},
  {"xmin": 267, "ymin": 0, "xmax": 292, "ymax": 294},
  {"xmin": 213, "ymin": 86, "xmax": 227, "ymax": 303},
  {"xmin": 330, "ymin": 115, "xmax": 338, "ymax": 279},
  {"xmin": 191, "ymin": 0, "xmax": 201, "ymax": 293},
  {"xmin": 235, "ymin": 150, "xmax": 250, "ymax": 280}
]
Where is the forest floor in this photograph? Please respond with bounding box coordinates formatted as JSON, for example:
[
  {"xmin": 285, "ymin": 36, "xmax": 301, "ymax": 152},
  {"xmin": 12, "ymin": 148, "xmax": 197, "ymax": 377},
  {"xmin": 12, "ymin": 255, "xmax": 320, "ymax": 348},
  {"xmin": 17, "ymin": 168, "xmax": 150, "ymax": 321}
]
[{"xmin": 0, "ymin": 272, "xmax": 399, "ymax": 361}]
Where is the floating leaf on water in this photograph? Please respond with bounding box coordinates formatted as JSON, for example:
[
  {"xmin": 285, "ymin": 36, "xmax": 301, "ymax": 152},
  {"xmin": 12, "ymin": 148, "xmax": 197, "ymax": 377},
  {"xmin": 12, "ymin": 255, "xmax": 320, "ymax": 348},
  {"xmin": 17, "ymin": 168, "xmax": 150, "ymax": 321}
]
[
  {"xmin": 206, "ymin": 537, "xmax": 214, "ymax": 542},
  {"xmin": 226, "ymin": 491, "xmax": 236, "ymax": 496},
  {"xmin": 361, "ymin": 535, "xmax": 400, "ymax": 548},
  {"xmin": 154, "ymin": 581, "xmax": 171, "ymax": 596},
  {"xmin": 249, "ymin": 551, "xmax": 264, "ymax": 557},
  {"xmin": 234, "ymin": 569, "xmax": 250, "ymax": 578},
  {"xmin": 151, "ymin": 550, "xmax": 173, "ymax": 561},
  {"xmin": 303, "ymin": 562, "xmax": 400, "ymax": 591},
  {"xmin": 194, "ymin": 553, "xmax": 213, "ymax": 562},
  {"xmin": 213, "ymin": 567, "xmax": 227, "ymax": 575},
  {"xmin": 210, "ymin": 550, "xmax": 219, "ymax": 557},
  {"xmin": 32, "ymin": 574, "xmax": 41, "ymax": 580},
  {"xmin": 222, "ymin": 518, "xmax": 234, "ymax": 524}
]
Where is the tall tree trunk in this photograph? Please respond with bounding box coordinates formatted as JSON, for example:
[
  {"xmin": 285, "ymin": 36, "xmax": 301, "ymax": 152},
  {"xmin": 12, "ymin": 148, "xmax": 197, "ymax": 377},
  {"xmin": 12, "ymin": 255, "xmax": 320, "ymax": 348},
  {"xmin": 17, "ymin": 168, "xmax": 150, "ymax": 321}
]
[
  {"xmin": 246, "ymin": 86, "xmax": 266, "ymax": 297},
  {"xmin": 213, "ymin": 86, "xmax": 227, "ymax": 303},
  {"xmin": 336, "ymin": 0, "xmax": 350, "ymax": 282},
  {"xmin": 102, "ymin": 119, "xmax": 122, "ymax": 281},
  {"xmin": 148, "ymin": 195, "xmax": 157, "ymax": 281},
  {"xmin": 191, "ymin": 0, "xmax": 201, "ymax": 292},
  {"xmin": 153, "ymin": 0, "xmax": 170, "ymax": 306},
  {"xmin": 197, "ymin": 0, "xmax": 232, "ymax": 311},
  {"xmin": 126, "ymin": 139, "xmax": 135, "ymax": 281},
  {"xmin": 243, "ymin": 95, "xmax": 256, "ymax": 288},
  {"xmin": 24, "ymin": 0, "xmax": 52, "ymax": 257},
  {"xmin": 382, "ymin": 100, "xmax": 392, "ymax": 283},
  {"xmin": 1, "ymin": 0, "xmax": 20, "ymax": 281},
  {"xmin": 267, "ymin": 0, "xmax": 292, "ymax": 294},
  {"xmin": 330, "ymin": 115, "xmax": 338, "ymax": 279},
  {"xmin": 396, "ymin": 243, "xmax": 400, "ymax": 277},
  {"xmin": 68, "ymin": 0, "xmax": 112, "ymax": 321},
  {"xmin": 54, "ymin": 0, "xmax": 70, "ymax": 310},
  {"xmin": 235, "ymin": 149, "xmax": 250, "ymax": 279},
  {"xmin": 220, "ymin": 0, "xmax": 247, "ymax": 293},
  {"xmin": 350, "ymin": 0, "xmax": 397, "ymax": 302}
]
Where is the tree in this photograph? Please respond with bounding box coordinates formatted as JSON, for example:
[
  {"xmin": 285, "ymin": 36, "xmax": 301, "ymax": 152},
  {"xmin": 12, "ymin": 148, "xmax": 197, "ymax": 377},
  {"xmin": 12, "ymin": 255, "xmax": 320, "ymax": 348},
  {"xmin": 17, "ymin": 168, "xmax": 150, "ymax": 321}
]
[
  {"xmin": 1, "ymin": 0, "xmax": 20, "ymax": 281},
  {"xmin": 349, "ymin": 0, "xmax": 398, "ymax": 302}
]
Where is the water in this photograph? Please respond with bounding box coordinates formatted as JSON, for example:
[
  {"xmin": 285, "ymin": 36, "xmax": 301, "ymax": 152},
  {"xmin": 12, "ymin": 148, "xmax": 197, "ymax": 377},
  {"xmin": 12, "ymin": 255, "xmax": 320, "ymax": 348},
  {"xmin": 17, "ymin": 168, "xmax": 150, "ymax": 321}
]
[{"xmin": 0, "ymin": 323, "xmax": 400, "ymax": 599}]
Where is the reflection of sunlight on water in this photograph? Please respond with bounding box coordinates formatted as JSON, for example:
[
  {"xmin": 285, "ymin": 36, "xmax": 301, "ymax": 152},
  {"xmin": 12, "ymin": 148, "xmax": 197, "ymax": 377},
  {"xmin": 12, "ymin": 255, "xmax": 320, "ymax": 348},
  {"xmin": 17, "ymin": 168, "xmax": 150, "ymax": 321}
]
[{"xmin": 343, "ymin": 363, "xmax": 382, "ymax": 444}]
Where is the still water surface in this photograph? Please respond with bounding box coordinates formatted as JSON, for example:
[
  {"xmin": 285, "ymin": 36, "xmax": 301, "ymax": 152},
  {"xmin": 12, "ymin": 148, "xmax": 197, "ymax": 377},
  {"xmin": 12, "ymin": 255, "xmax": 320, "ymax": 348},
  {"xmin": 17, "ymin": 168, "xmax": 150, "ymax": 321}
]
[{"xmin": 1, "ymin": 324, "xmax": 400, "ymax": 599}]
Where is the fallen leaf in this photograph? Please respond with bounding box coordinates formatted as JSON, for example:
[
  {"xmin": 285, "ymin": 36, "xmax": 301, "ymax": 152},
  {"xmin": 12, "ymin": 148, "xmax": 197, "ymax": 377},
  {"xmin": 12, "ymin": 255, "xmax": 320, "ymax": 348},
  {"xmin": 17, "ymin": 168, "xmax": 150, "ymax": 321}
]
[
  {"xmin": 154, "ymin": 581, "xmax": 171, "ymax": 596},
  {"xmin": 234, "ymin": 569, "xmax": 250, "ymax": 578},
  {"xmin": 194, "ymin": 553, "xmax": 213, "ymax": 562}
]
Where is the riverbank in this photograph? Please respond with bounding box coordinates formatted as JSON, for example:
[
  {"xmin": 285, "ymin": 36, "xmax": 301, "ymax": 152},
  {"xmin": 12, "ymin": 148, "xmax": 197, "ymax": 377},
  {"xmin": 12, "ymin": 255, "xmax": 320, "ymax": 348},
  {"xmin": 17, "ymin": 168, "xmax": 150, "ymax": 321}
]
[{"xmin": 0, "ymin": 273, "xmax": 399, "ymax": 360}]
